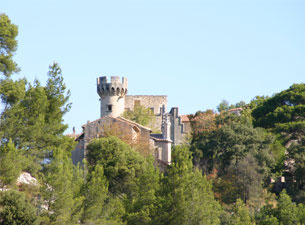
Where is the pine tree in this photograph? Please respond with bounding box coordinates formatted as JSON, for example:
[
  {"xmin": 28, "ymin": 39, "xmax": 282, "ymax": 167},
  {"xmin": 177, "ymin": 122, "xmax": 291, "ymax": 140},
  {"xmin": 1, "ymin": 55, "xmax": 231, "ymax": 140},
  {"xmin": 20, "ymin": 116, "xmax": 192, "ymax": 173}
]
[
  {"xmin": 40, "ymin": 148, "xmax": 83, "ymax": 224},
  {"xmin": 82, "ymin": 164, "xmax": 124, "ymax": 224},
  {"xmin": 0, "ymin": 190, "xmax": 37, "ymax": 225},
  {"xmin": 275, "ymin": 190, "xmax": 299, "ymax": 225},
  {"xmin": 158, "ymin": 145, "xmax": 221, "ymax": 225},
  {"xmin": 0, "ymin": 14, "xmax": 19, "ymax": 77},
  {"xmin": 228, "ymin": 199, "xmax": 254, "ymax": 225},
  {"xmin": 0, "ymin": 140, "xmax": 23, "ymax": 188}
]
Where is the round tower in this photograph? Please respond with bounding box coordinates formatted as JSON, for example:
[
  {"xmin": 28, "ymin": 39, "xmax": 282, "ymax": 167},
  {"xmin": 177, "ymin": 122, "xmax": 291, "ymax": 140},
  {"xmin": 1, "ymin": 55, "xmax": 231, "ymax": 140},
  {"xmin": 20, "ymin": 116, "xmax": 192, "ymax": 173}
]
[{"xmin": 97, "ymin": 76, "xmax": 128, "ymax": 118}]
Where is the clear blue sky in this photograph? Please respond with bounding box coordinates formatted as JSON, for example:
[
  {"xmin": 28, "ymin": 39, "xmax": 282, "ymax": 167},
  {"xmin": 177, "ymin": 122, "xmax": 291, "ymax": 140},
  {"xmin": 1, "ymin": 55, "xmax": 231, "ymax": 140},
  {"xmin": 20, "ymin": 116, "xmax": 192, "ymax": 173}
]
[{"xmin": 2, "ymin": 0, "xmax": 305, "ymax": 133}]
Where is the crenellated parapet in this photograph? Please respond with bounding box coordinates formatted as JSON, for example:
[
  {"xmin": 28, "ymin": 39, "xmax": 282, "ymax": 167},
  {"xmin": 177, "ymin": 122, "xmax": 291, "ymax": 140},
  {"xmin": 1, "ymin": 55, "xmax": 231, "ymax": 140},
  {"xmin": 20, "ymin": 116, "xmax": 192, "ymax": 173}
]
[
  {"xmin": 97, "ymin": 76, "xmax": 128, "ymax": 118},
  {"xmin": 97, "ymin": 76, "xmax": 128, "ymax": 97}
]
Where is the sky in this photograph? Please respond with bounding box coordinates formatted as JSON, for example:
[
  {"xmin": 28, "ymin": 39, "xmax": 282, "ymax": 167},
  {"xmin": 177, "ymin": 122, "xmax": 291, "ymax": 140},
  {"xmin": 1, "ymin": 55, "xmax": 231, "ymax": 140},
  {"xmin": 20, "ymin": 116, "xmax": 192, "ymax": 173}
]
[{"xmin": 1, "ymin": 0, "xmax": 305, "ymax": 133}]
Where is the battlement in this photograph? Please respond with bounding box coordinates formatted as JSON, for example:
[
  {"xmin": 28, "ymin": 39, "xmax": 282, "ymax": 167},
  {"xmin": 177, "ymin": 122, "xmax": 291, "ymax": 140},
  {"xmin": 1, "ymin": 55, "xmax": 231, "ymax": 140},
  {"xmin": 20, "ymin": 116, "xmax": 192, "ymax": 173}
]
[{"xmin": 97, "ymin": 76, "xmax": 128, "ymax": 97}]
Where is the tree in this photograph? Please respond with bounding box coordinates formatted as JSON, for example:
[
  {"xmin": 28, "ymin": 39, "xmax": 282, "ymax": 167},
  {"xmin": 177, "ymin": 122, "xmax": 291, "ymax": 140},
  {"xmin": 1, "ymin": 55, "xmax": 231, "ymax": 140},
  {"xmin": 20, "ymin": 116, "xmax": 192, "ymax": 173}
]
[
  {"xmin": 216, "ymin": 100, "xmax": 245, "ymax": 113},
  {"xmin": 217, "ymin": 100, "xmax": 231, "ymax": 113},
  {"xmin": 86, "ymin": 136, "xmax": 146, "ymax": 195},
  {"xmin": 252, "ymin": 83, "xmax": 305, "ymax": 142},
  {"xmin": 0, "ymin": 190, "xmax": 37, "ymax": 225},
  {"xmin": 0, "ymin": 63, "xmax": 73, "ymax": 174},
  {"xmin": 219, "ymin": 154, "xmax": 264, "ymax": 205},
  {"xmin": 86, "ymin": 136, "xmax": 160, "ymax": 225},
  {"xmin": 0, "ymin": 14, "xmax": 19, "ymax": 77},
  {"xmin": 82, "ymin": 164, "xmax": 124, "ymax": 224},
  {"xmin": 252, "ymin": 84, "xmax": 305, "ymax": 202},
  {"xmin": 158, "ymin": 145, "xmax": 221, "ymax": 225},
  {"xmin": 275, "ymin": 190, "xmax": 299, "ymax": 225},
  {"xmin": 123, "ymin": 103, "xmax": 155, "ymax": 127},
  {"xmin": 125, "ymin": 156, "xmax": 160, "ymax": 225},
  {"xmin": 191, "ymin": 113, "xmax": 277, "ymax": 175},
  {"xmin": 190, "ymin": 112, "xmax": 281, "ymax": 206},
  {"xmin": 285, "ymin": 137, "xmax": 305, "ymax": 203},
  {"xmin": 40, "ymin": 148, "xmax": 84, "ymax": 224},
  {"xmin": 228, "ymin": 199, "xmax": 254, "ymax": 225},
  {"xmin": 0, "ymin": 140, "xmax": 23, "ymax": 188}
]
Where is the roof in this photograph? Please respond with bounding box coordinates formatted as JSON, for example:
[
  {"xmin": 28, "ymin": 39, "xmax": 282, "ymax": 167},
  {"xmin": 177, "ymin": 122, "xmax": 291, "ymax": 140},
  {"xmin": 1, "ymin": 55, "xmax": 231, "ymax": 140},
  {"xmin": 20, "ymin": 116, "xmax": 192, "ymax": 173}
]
[
  {"xmin": 66, "ymin": 133, "xmax": 83, "ymax": 140},
  {"xmin": 180, "ymin": 115, "xmax": 190, "ymax": 122},
  {"xmin": 228, "ymin": 108, "xmax": 243, "ymax": 112},
  {"xmin": 126, "ymin": 95, "xmax": 167, "ymax": 97},
  {"xmin": 75, "ymin": 133, "xmax": 84, "ymax": 141},
  {"xmin": 116, "ymin": 117, "xmax": 152, "ymax": 131},
  {"xmin": 150, "ymin": 133, "xmax": 172, "ymax": 143},
  {"xmin": 150, "ymin": 133, "xmax": 163, "ymax": 139},
  {"xmin": 82, "ymin": 116, "xmax": 152, "ymax": 131}
]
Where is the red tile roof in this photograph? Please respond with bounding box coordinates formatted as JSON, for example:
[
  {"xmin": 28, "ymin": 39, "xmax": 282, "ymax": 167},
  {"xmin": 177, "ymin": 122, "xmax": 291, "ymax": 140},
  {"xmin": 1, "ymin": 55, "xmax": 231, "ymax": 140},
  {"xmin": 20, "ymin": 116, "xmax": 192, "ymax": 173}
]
[{"xmin": 180, "ymin": 115, "xmax": 190, "ymax": 122}]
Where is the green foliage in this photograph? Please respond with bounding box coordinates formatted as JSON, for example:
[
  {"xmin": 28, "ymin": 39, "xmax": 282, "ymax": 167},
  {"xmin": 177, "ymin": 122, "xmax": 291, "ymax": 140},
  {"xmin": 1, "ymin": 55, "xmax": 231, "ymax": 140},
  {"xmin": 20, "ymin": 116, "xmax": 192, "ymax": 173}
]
[
  {"xmin": 86, "ymin": 136, "xmax": 160, "ymax": 225},
  {"xmin": 284, "ymin": 137, "xmax": 305, "ymax": 202},
  {"xmin": 123, "ymin": 103, "xmax": 155, "ymax": 127},
  {"xmin": 228, "ymin": 199, "xmax": 254, "ymax": 225},
  {"xmin": 255, "ymin": 204, "xmax": 279, "ymax": 225},
  {"xmin": 82, "ymin": 164, "xmax": 124, "ymax": 225},
  {"xmin": 0, "ymin": 62, "xmax": 73, "ymax": 174},
  {"xmin": 217, "ymin": 100, "xmax": 231, "ymax": 112},
  {"xmin": 224, "ymin": 154, "xmax": 264, "ymax": 205},
  {"xmin": 0, "ymin": 140, "xmax": 23, "ymax": 188},
  {"xmin": 255, "ymin": 190, "xmax": 305, "ymax": 225},
  {"xmin": 216, "ymin": 100, "xmax": 246, "ymax": 113},
  {"xmin": 192, "ymin": 113, "xmax": 277, "ymax": 174},
  {"xmin": 0, "ymin": 78, "xmax": 26, "ymax": 106},
  {"xmin": 190, "ymin": 112, "xmax": 282, "ymax": 206},
  {"xmin": 275, "ymin": 190, "xmax": 299, "ymax": 225},
  {"xmin": 40, "ymin": 148, "xmax": 84, "ymax": 224},
  {"xmin": 0, "ymin": 190, "xmax": 37, "ymax": 225},
  {"xmin": 125, "ymin": 156, "xmax": 160, "ymax": 225},
  {"xmin": 86, "ymin": 136, "xmax": 146, "ymax": 195},
  {"xmin": 252, "ymin": 83, "xmax": 305, "ymax": 138},
  {"xmin": 0, "ymin": 14, "xmax": 19, "ymax": 77},
  {"xmin": 158, "ymin": 145, "xmax": 222, "ymax": 225}
]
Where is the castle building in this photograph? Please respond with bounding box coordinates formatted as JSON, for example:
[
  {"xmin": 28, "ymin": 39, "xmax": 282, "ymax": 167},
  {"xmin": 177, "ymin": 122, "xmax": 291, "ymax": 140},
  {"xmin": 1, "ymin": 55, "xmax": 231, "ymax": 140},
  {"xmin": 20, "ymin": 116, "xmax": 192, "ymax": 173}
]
[{"xmin": 71, "ymin": 76, "xmax": 191, "ymax": 166}]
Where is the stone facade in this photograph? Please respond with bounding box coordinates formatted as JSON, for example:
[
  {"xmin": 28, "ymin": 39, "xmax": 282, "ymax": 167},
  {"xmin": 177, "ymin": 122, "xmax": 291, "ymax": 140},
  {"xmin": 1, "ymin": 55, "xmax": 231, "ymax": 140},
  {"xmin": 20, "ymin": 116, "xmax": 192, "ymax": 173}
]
[
  {"xmin": 124, "ymin": 95, "xmax": 167, "ymax": 130},
  {"xmin": 97, "ymin": 76, "xmax": 128, "ymax": 118},
  {"xmin": 71, "ymin": 76, "xmax": 191, "ymax": 166},
  {"xmin": 72, "ymin": 116, "xmax": 152, "ymax": 164},
  {"xmin": 169, "ymin": 108, "xmax": 191, "ymax": 146}
]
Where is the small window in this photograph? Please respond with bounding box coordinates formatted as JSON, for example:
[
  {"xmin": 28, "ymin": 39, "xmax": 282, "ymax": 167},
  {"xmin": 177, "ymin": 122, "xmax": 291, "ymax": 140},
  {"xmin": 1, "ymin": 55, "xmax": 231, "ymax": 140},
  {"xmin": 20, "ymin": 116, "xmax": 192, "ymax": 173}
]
[{"xmin": 107, "ymin": 105, "xmax": 112, "ymax": 112}]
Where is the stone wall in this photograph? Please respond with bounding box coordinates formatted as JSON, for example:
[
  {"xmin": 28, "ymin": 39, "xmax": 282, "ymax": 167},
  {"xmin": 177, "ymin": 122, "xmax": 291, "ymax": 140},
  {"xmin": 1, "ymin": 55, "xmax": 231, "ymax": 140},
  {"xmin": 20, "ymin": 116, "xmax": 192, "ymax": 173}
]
[
  {"xmin": 71, "ymin": 138, "xmax": 85, "ymax": 165},
  {"xmin": 71, "ymin": 116, "xmax": 153, "ymax": 165},
  {"xmin": 124, "ymin": 95, "xmax": 167, "ymax": 130},
  {"xmin": 169, "ymin": 108, "xmax": 190, "ymax": 145},
  {"xmin": 97, "ymin": 76, "xmax": 128, "ymax": 118}
]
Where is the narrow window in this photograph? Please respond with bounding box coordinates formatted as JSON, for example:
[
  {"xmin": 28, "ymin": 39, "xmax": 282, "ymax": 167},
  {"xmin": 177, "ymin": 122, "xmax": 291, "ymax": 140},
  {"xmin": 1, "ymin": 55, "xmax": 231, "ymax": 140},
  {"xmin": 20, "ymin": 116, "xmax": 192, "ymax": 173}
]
[{"xmin": 107, "ymin": 105, "xmax": 112, "ymax": 112}]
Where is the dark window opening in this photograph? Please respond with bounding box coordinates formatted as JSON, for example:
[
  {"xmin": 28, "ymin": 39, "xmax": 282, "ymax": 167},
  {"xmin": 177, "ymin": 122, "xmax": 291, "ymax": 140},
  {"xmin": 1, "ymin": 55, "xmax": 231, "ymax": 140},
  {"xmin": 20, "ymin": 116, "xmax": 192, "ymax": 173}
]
[{"xmin": 107, "ymin": 105, "xmax": 112, "ymax": 112}]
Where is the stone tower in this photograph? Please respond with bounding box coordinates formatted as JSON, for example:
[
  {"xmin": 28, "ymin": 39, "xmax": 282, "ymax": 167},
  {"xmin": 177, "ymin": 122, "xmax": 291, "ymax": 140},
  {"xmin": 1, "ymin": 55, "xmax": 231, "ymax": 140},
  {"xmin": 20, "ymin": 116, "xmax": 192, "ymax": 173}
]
[{"xmin": 97, "ymin": 76, "xmax": 128, "ymax": 118}]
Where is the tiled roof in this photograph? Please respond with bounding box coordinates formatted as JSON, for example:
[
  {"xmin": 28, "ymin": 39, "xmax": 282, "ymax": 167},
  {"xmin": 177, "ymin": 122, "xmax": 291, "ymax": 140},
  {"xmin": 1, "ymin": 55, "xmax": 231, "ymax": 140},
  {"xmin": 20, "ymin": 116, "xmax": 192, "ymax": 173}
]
[
  {"xmin": 228, "ymin": 108, "xmax": 243, "ymax": 112},
  {"xmin": 66, "ymin": 133, "xmax": 83, "ymax": 140},
  {"xmin": 180, "ymin": 115, "xmax": 190, "ymax": 122},
  {"xmin": 81, "ymin": 116, "xmax": 152, "ymax": 131},
  {"xmin": 117, "ymin": 117, "xmax": 152, "ymax": 131}
]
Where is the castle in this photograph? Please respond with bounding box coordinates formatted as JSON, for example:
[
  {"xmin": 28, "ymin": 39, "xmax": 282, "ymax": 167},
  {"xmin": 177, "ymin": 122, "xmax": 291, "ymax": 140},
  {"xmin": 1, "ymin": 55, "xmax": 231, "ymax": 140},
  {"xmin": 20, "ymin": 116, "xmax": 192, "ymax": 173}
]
[{"xmin": 71, "ymin": 76, "xmax": 191, "ymax": 165}]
